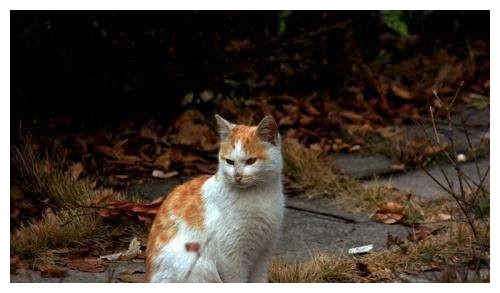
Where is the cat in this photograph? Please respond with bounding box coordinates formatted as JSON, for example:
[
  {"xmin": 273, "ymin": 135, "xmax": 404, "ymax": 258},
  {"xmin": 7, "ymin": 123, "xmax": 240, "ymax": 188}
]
[{"xmin": 145, "ymin": 114, "xmax": 284, "ymax": 282}]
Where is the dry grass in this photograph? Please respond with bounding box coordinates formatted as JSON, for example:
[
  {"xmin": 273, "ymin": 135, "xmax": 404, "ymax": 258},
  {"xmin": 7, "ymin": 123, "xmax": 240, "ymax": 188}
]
[
  {"xmin": 12, "ymin": 143, "xmax": 100, "ymax": 207},
  {"xmin": 270, "ymin": 220, "xmax": 489, "ymax": 282},
  {"xmin": 10, "ymin": 140, "xmax": 127, "ymax": 259},
  {"xmin": 11, "ymin": 208, "xmax": 107, "ymax": 259},
  {"xmin": 282, "ymin": 138, "xmax": 361, "ymax": 199},
  {"xmin": 283, "ymin": 138, "xmax": 456, "ymax": 224}
]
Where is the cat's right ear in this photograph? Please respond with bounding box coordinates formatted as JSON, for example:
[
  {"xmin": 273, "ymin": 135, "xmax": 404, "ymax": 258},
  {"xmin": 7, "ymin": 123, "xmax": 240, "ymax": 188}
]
[{"xmin": 215, "ymin": 114, "xmax": 234, "ymax": 141}]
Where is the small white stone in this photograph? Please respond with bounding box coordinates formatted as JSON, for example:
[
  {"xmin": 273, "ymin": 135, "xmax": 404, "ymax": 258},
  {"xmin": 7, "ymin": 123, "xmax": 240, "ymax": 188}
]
[
  {"xmin": 457, "ymin": 153, "xmax": 467, "ymax": 162},
  {"xmin": 348, "ymin": 244, "xmax": 374, "ymax": 254}
]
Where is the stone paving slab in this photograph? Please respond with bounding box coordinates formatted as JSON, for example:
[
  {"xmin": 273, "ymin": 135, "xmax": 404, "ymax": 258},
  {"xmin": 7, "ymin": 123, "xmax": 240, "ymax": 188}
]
[
  {"xmin": 368, "ymin": 156, "xmax": 489, "ymax": 200},
  {"xmin": 11, "ymin": 260, "xmax": 145, "ymax": 283},
  {"xmin": 331, "ymin": 153, "xmax": 398, "ymax": 179},
  {"xmin": 275, "ymin": 207, "xmax": 409, "ymax": 262}
]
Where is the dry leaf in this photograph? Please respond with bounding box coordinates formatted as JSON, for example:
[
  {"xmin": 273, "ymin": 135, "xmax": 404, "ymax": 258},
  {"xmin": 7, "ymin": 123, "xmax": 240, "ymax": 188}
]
[
  {"xmin": 408, "ymin": 228, "xmax": 431, "ymax": 242},
  {"xmin": 10, "ymin": 208, "xmax": 20, "ymax": 219},
  {"xmin": 373, "ymin": 202, "xmax": 405, "ymax": 224},
  {"xmin": 349, "ymin": 145, "xmax": 361, "ymax": 152},
  {"xmin": 391, "ymin": 84, "xmax": 413, "ymax": 100},
  {"xmin": 436, "ymin": 213, "xmax": 452, "ymax": 221},
  {"xmin": 100, "ymin": 237, "xmax": 142, "ymax": 261},
  {"xmin": 299, "ymin": 115, "xmax": 315, "ymax": 126},
  {"xmin": 67, "ymin": 258, "xmax": 107, "ymax": 273},
  {"xmin": 140, "ymin": 125, "xmax": 159, "ymax": 141},
  {"xmin": 69, "ymin": 162, "xmax": 84, "ymax": 180},
  {"xmin": 39, "ymin": 264, "xmax": 67, "ymax": 278},
  {"xmin": 390, "ymin": 163, "xmax": 406, "ymax": 171},
  {"xmin": 339, "ymin": 111, "xmax": 364, "ymax": 122},
  {"xmin": 118, "ymin": 271, "xmax": 146, "ymax": 283},
  {"xmin": 154, "ymin": 152, "xmax": 171, "ymax": 170}
]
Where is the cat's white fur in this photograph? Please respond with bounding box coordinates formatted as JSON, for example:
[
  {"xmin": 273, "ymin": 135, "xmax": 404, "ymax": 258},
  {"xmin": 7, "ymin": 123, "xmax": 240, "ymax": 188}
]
[{"xmin": 148, "ymin": 116, "xmax": 284, "ymax": 282}]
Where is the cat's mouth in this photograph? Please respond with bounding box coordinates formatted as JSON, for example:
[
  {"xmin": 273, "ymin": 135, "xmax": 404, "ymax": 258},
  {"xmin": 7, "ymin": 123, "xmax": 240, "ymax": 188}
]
[{"xmin": 233, "ymin": 178, "xmax": 254, "ymax": 188}]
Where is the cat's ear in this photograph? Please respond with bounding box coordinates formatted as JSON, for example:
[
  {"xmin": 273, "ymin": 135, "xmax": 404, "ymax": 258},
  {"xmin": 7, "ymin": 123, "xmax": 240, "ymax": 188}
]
[
  {"xmin": 215, "ymin": 114, "xmax": 234, "ymax": 141},
  {"xmin": 256, "ymin": 115, "xmax": 278, "ymax": 146}
]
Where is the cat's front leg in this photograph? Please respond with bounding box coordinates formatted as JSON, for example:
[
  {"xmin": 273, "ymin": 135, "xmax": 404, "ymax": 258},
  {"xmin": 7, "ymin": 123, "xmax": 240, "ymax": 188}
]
[
  {"xmin": 249, "ymin": 249, "xmax": 272, "ymax": 283},
  {"xmin": 217, "ymin": 256, "xmax": 250, "ymax": 283}
]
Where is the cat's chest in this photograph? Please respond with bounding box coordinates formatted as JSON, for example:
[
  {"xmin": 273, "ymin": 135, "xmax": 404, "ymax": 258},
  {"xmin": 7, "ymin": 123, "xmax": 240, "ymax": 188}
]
[{"xmin": 205, "ymin": 191, "xmax": 283, "ymax": 244}]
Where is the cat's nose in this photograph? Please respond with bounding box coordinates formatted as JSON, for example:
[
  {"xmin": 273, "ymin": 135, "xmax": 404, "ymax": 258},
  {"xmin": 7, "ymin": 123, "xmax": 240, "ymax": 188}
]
[{"xmin": 235, "ymin": 173, "xmax": 243, "ymax": 183}]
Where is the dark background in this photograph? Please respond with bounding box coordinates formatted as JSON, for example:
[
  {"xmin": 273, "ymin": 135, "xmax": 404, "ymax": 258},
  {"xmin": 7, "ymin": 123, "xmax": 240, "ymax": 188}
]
[{"xmin": 11, "ymin": 11, "xmax": 489, "ymax": 123}]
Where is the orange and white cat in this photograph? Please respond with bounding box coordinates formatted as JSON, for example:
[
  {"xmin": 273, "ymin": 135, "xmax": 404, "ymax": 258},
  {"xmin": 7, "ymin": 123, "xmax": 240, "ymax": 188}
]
[{"xmin": 146, "ymin": 115, "xmax": 284, "ymax": 282}]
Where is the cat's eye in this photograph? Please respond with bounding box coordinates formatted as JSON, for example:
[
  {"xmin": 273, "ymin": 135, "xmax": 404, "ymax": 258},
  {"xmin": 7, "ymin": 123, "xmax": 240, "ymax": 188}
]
[
  {"xmin": 225, "ymin": 159, "xmax": 234, "ymax": 165},
  {"xmin": 245, "ymin": 158, "xmax": 257, "ymax": 165}
]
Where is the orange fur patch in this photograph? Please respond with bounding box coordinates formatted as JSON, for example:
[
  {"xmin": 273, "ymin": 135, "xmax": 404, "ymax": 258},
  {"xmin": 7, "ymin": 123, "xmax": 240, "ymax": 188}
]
[
  {"xmin": 220, "ymin": 125, "xmax": 268, "ymax": 159},
  {"xmin": 145, "ymin": 175, "xmax": 210, "ymax": 281}
]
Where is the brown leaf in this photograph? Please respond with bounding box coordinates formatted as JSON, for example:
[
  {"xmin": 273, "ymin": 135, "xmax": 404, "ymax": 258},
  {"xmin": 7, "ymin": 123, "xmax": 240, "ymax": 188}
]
[
  {"xmin": 67, "ymin": 258, "xmax": 107, "ymax": 273},
  {"xmin": 39, "ymin": 264, "xmax": 67, "ymax": 278},
  {"xmin": 304, "ymin": 103, "xmax": 321, "ymax": 116},
  {"xmin": 373, "ymin": 202, "xmax": 405, "ymax": 224},
  {"xmin": 436, "ymin": 213, "xmax": 452, "ymax": 221},
  {"xmin": 225, "ymin": 38, "xmax": 252, "ymax": 52},
  {"xmin": 140, "ymin": 125, "xmax": 159, "ymax": 141},
  {"xmin": 423, "ymin": 145, "xmax": 445, "ymax": 157},
  {"xmin": 408, "ymin": 228, "xmax": 431, "ymax": 242},
  {"xmin": 97, "ymin": 196, "xmax": 165, "ymax": 223},
  {"xmin": 219, "ymin": 99, "xmax": 239, "ymax": 116},
  {"xmin": 11, "ymin": 187, "xmax": 24, "ymax": 201},
  {"xmin": 169, "ymin": 148, "xmax": 206, "ymax": 163},
  {"xmin": 118, "ymin": 271, "xmax": 146, "ymax": 283},
  {"xmin": 69, "ymin": 162, "xmax": 85, "ymax": 180},
  {"xmin": 278, "ymin": 115, "xmax": 297, "ymax": 126},
  {"xmin": 349, "ymin": 145, "xmax": 361, "ymax": 152},
  {"xmin": 94, "ymin": 145, "xmax": 116, "ymax": 158},
  {"xmin": 153, "ymin": 152, "xmax": 171, "ymax": 170},
  {"xmin": 339, "ymin": 111, "xmax": 364, "ymax": 122},
  {"xmin": 11, "ymin": 256, "xmax": 29, "ymax": 274},
  {"xmin": 390, "ymin": 163, "xmax": 406, "ymax": 171},
  {"xmin": 299, "ymin": 115, "xmax": 315, "ymax": 126},
  {"xmin": 391, "ymin": 84, "xmax": 413, "ymax": 100},
  {"xmin": 10, "ymin": 207, "xmax": 20, "ymax": 219}
]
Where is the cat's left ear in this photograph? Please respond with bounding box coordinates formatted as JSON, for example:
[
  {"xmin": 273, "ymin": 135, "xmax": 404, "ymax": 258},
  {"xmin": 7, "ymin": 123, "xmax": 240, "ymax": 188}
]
[
  {"xmin": 215, "ymin": 114, "xmax": 234, "ymax": 141},
  {"xmin": 256, "ymin": 115, "xmax": 278, "ymax": 146}
]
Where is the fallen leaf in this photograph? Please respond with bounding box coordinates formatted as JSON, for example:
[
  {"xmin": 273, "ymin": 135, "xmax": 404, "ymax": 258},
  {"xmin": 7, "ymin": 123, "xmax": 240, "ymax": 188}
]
[
  {"xmin": 339, "ymin": 111, "xmax": 364, "ymax": 122},
  {"xmin": 408, "ymin": 228, "xmax": 431, "ymax": 242},
  {"xmin": 10, "ymin": 208, "xmax": 20, "ymax": 219},
  {"xmin": 349, "ymin": 145, "xmax": 361, "ymax": 152},
  {"xmin": 69, "ymin": 162, "xmax": 84, "ymax": 180},
  {"xmin": 67, "ymin": 258, "xmax": 107, "ymax": 273},
  {"xmin": 39, "ymin": 264, "xmax": 67, "ymax": 278},
  {"xmin": 140, "ymin": 125, "xmax": 159, "ymax": 141},
  {"xmin": 169, "ymin": 148, "xmax": 206, "ymax": 164},
  {"xmin": 97, "ymin": 196, "xmax": 165, "ymax": 223},
  {"xmin": 11, "ymin": 256, "xmax": 29, "ymax": 274},
  {"xmin": 373, "ymin": 202, "xmax": 405, "ymax": 224},
  {"xmin": 100, "ymin": 237, "xmax": 142, "ymax": 261},
  {"xmin": 390, "ymin": 163, "xmax": 406, "ymax": 171},
  {"xmin": 436, "ymin": 213, "xmax": 452, "ymax": 221},
  {"xmin": 299, "ymin": 115, "xmax": 315, "ymax": 126},
  {"xmin": 391, "ymin": 84, "xmax": 413, "ymax": 99},
  {"xmin": 118, "ymin": 271, "xmax": 146, "ymax": 283},
  {"xmin": 11, "ymin": 187, "xmax": 24, "ymax": 200}
]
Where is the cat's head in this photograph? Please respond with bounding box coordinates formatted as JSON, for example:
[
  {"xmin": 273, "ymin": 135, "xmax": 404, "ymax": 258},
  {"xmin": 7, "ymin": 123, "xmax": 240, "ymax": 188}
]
[{"xmin": 215, "ymin": 114, "xmax": 283, "ymax": 188}]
